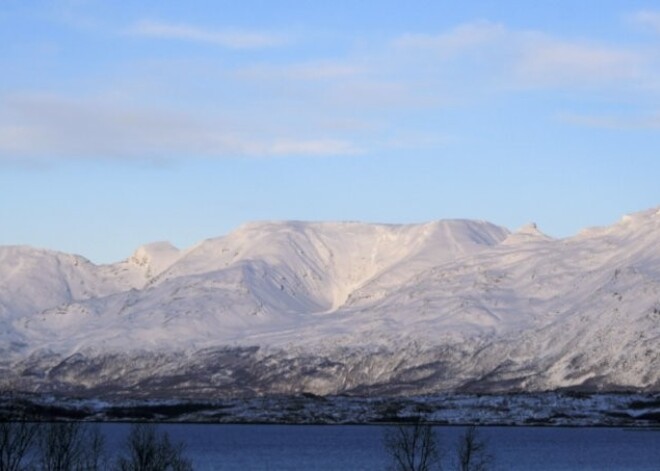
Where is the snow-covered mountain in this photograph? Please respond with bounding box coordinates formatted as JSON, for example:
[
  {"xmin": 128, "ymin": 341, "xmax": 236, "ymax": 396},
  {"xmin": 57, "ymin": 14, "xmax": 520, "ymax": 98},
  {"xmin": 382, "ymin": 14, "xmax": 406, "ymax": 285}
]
[{"xmin": 1, "ymin": 209, "xmax": 659, "ymax": 398}]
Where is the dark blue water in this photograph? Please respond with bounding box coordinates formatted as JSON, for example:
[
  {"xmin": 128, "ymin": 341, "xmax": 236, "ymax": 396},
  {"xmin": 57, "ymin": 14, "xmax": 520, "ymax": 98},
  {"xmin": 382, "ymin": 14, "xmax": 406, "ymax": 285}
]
[{"xmin": 102, "ymin": 424, "xmax": 660, "ymax": 470}]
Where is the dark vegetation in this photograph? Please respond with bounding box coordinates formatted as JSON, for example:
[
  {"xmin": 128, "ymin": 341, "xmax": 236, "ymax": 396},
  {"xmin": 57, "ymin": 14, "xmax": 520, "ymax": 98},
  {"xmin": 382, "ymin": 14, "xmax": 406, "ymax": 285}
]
[
  {"xmin": 456, "ymin": 426, "xmax": 492, "ymax": 471},
  {"xmin": 104, "ymin": 403, "xmax": 221, "ymax": 421},
  {"xmin": 117, "ymin": 424, "xmax": 192, "ymax": 471},
  {"xmin": 383, "ymin": 421, "xmax": 493, "ymax": 471},
  {"xmin": 384, "ymin": 419, "xmax": 440, "ymax": 471},
  {"xmin": 0, "ymin": 421, "xmax": 190, "ymax": 471},
  {"xmin": 2, "ymin": 392, "xmax": 658, "ymax": 426},
  {"xmin": 3, "ymin": 419, "xmax": 495, "ymax": 471}
]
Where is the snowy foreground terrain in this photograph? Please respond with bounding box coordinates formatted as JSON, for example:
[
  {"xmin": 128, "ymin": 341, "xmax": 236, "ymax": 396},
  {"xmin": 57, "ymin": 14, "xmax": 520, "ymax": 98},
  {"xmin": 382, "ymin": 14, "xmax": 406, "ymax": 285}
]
[{"xmin": 1, "ymin": 207, "xmax": 659, "ymax": 407}]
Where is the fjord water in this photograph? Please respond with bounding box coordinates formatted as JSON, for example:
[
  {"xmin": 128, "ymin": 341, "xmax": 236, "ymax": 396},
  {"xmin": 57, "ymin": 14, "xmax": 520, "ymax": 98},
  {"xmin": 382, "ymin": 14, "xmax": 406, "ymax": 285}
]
[{"xmin": 102, "ymin": 424, "xmax": 659, "ymax": 470}]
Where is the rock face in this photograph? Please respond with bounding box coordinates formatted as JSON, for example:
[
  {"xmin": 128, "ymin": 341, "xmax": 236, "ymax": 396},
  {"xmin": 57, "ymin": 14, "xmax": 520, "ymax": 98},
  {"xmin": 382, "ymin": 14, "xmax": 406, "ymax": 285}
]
[{"xmin": 1, "ymin": 209, "xmax": 659, "ymax": 398}]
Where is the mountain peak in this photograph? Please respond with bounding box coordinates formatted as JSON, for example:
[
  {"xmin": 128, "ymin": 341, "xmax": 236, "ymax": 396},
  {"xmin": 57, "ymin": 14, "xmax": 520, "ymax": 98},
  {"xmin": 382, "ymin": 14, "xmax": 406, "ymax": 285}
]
[
  {"xmin": 128, "ymin": 241, "xmax": 180, "ymax": 277},
  {"xmin": 619, "ymin": 206, "xmax": 660, "ymax": 224},
  {"xmin": 501, "ymin": 222, "xmax": 551, "ymax": 244},
  {"xmin": 518, "ymin": 222, "xmax": 546, "ymax": 235}
]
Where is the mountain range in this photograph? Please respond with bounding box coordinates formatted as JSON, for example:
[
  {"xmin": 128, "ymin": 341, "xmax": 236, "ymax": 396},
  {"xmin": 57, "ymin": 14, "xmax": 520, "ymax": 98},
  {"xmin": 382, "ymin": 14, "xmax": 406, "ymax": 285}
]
[{"xmin": 1, "ymin": 208, "xmax": 659, "ymax": 398}]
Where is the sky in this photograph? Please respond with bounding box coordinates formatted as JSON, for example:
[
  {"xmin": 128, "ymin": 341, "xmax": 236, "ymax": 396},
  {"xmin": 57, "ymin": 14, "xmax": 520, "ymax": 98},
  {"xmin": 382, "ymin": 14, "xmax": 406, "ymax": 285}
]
[{"xmin": 1, "ymin": 1, "xmax": 660, "ymax": 264}]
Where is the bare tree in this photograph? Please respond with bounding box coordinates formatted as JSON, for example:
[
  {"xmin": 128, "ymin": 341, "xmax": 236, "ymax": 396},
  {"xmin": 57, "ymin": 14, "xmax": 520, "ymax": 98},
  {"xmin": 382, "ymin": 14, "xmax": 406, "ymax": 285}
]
[
  {"xmin": 39, "ymin": 423, "xmax": 85, "ymax": 471},
  {"xmin": 116, "ymin": 424, "xmax": 192, "ymax": 471},
  {"xmin": 455, "ymin": 426, "xmax": 492, "ymax": 471},
  {"xmin": 384, "ymin": 420, "xmax": 441, "ymax": 471},
  {"xmin": 38, "ymin": 422, "xmax": 106, "ymax": 471},
  {"xmin": 0, "ymin": 421, "xmax": 38, "ymax": 471},
  {"xmin": 82, "ymin": 425, "xmax": 107, "ymax": 471}
]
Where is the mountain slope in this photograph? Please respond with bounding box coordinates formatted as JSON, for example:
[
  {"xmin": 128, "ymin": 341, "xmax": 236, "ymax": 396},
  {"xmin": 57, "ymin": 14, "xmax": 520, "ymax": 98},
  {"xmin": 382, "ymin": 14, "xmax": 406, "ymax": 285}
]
[{"xmin": 1, "ymin": 209, "xmax": 659, "ymax": 397}]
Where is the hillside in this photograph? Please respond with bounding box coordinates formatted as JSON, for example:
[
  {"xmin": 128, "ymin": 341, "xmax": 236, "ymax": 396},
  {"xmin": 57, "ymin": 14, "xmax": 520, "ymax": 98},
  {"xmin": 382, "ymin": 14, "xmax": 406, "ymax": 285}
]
[{"xmin": 1, "ymin": 209, "xmax": 659, "ymax": 397}]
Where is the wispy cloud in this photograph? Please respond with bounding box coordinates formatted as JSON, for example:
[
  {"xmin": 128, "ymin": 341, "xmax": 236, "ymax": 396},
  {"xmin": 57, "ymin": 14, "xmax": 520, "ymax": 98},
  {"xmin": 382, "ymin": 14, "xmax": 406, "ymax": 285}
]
[
  {"xmin": 235, "ymin": 61, "xmax": 365, "ymax": 81},
  {"xmin": 126, "ymin": 20, "xmax": 288, "ymax": 49},
  {"xmin": 515, "ymin": 36, "xmax": 643, "ymax": 87},
  {"xmin": 4, "ymin": 16, "xmax": 659, "ymax": 164},
  {"xmin": 559, "ymin": 112, "xmax": 660, "ymax": 130},
  {"xmin": 392, "ymin": 22, "xmax": 646, "ymax": 89},
  {"xmin": 259, "ymin": 139, "xmax": 360, "ymax": 156},
  {"xmin": 0, "ymin": 94, "xmax": 359, "ymax": 161},
  {"xmin": 393, "ymin": 21, "xmax": 506, "ymax": 56},
  {"xmin": 628, "ymin": 10, "xmax": 660, "ymax": 34}
]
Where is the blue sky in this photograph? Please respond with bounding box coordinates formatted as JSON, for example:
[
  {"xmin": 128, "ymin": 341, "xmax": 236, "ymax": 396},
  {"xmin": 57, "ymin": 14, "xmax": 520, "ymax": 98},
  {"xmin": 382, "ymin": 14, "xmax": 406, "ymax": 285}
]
[{"xmin": 1, "ymin": 1, "xmax": 660, "ymax": 263}]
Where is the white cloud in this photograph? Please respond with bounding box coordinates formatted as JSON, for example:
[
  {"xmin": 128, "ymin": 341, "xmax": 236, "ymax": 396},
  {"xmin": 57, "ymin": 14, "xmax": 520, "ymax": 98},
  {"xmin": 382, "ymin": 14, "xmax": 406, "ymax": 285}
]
[
  {"xmin": 326, "ymin": 80, "xmax": 429, "ymax": 109},
  {"xmin": 126, "ymin": 20, "xmax": 288, "ymax": 49},
  {"xmin": 262, "ymin": 139, "xmax": 361, "ymax": 156},
  {"xmin": 235, "ymin": 61, "xmax": 365, "ymax": 81},
  {"xmin": 393, "ymin": 21, "xmax": 506, "ymax": 56},
  {"xmin": 558, "ymin": 112, "xmax": 660, "ymax": 130},
  {"xmin": 393, "ymin": 22, "xmax": 647, "ymax": 90},
  {"xmin": 4, "ymin": 18, "xmax": 659, "ymax": 165},
  {"xmin": 0, "ymin": 94, "xmax": 359, "ymax": 161},
  {"xmin": 629, "ymin": 10, "xmax": 660, "ymax": 34},
  {"xmin": 515, "ymin": 36, "xmax": 643, "ymax": 87}
]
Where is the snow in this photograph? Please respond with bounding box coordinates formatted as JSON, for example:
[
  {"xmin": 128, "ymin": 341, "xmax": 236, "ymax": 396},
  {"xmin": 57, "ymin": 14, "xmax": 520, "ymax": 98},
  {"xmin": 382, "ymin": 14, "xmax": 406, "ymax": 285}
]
[
  {"xmin": 128, "ymin": 241, "xmax": 181, "ymax": 279},
  {"xmin": 1, "ymin": 207, "xmax": 659, "ymax": 396},
  {"xmin": 501, "ymin": 222, "xmax": 551, "ymax": 245},
  {"xmin": 3, "ymin": 391, "xmax": 658, "ymax": 427}
]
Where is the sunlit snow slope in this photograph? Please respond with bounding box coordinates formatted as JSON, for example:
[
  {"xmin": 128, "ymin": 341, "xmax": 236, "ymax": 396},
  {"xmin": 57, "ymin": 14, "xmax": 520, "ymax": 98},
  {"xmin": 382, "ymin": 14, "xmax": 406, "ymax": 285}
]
[{"xmin": 1, "ymin": 209, "xmax": 659, "ymax": 397}]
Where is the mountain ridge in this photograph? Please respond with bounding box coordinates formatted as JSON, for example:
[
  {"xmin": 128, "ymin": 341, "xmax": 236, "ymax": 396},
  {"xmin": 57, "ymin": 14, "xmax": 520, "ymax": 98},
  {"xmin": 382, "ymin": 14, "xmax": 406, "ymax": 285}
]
[{"xmin": 1, "ymin": 208, "xmax": 659, "ymax": 397}]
